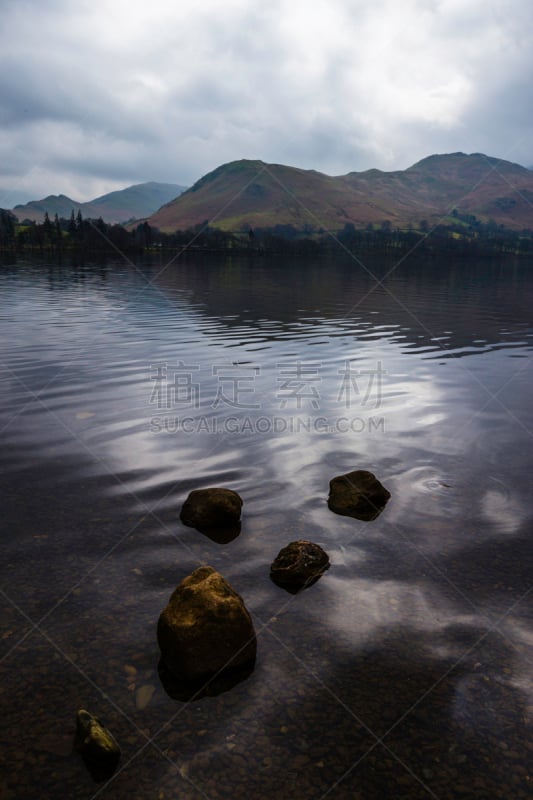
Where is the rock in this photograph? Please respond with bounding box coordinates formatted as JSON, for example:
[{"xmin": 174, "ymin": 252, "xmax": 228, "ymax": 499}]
[
  {"xmin": 180, "ymin": 488, "xmax": 243, "ymax": 536},
  {"xmin": 74, "ymin": 709, "xmax": 120, "ymax": 778},
  {"xmin": 135, "ymin": 684, "xmax": 155, "ymax": 710},
  {"xmin": 328, "ymin": 470, "xmax": 390, "ymax": 520},
  {"xmin": 157, "ymin": 566, "xmax": 256, "ymax": 686},
  {"xmin": 270, "ymin": 540, "xmax": 330, "ymax": 592}
]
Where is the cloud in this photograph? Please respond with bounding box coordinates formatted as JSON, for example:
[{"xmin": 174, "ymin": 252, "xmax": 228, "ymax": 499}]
[{"xmin": 1, "ymin": 0, "xmax": 532, "ymax": 201}]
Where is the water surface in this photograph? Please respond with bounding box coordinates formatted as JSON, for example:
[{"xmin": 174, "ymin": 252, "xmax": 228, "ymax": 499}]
[{"xmin": 1, "ymin": 254, "xmax": 532, "ymax": 799}]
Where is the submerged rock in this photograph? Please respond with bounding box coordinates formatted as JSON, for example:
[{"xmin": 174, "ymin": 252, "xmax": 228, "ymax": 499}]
[
  {"xmin": 157, "ymin": 566, "xmax": 256, "ymax": 688},
  {"xmin": 74, "ymin": 709, "xmax": 120, "ymax": 779},
  {"xmin": 270, "ymin": 540, "xmax": 330, "ymax": 592},
  {"xmin": 180, "ymin": 487, "xmax": 243, "ymax": 537},
  {"xmin": 135, "ymin": 684, "xmax": 155, "ymax": 710},
  {"xmin": 158, "ymin": 655, "xmax": 255, "ymax": 702},
  {"xmin": 328, "ymin": 470, "xmax": 390, "ymax": 520}
]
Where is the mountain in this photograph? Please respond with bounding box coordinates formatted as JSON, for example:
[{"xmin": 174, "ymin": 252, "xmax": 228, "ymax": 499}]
[
  {"xmin": 146, "ymin": 153, "xmax": 533, "ymax": 233},
  {"xmin": 148, "ymin": 160, "xmax": 361, "ymax": 232},
  {"xmin": 12, "ymin": 181, "xmax": 186, "ymax": 224},
  {"xmin": 87, "ymin": 182, "xmax": 187, "ymax": 222}
]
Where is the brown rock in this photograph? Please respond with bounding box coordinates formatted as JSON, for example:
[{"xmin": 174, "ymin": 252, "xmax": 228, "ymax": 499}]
[
  {"xmin": 180, "ymin": 488, "xmax": 243, "ymax": 536},
  {"xmin": 327, "ymin": 470, "xmax": 390, "ymax": 520},
  {"xmin": 270, "ymin": 540, "xmax": 330, "ymax": 592},
  {"xmin": 157, "ymin": 566, "xmax": 256, "ymax": 684},
  {"xmin": 74, "ymin": 709, "xmax": 120, "ymax": 778}
]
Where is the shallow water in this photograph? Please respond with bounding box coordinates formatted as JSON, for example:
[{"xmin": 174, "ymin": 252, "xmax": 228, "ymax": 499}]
[{"xmin": 1, "ymin": 253, "xmax": 532, "ymax": 799}]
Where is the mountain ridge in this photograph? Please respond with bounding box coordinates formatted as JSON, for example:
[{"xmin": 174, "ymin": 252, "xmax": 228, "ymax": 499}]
[{"xmin": 146, "ymin": 153, "xmax": 533, "ymax": 233}]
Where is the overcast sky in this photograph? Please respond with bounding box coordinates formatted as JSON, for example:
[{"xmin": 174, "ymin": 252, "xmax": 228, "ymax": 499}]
[{"xmin": 1, "ymin": 0, "xmax": 532, "ymax": 204}]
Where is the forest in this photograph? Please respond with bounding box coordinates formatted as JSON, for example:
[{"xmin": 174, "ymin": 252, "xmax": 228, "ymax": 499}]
[{"xmin": 1, "ymin": 207, "xmax": 533, "ymax": 259}]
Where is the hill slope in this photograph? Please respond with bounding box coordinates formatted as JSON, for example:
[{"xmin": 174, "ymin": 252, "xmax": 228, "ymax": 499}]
[
  {"xmin": 12, "ymin": 182, "xmax": 186, "ymax": 224},
  {"xmin": 147, "ymin": 154, "xmax": 533, "ymax": 233}
]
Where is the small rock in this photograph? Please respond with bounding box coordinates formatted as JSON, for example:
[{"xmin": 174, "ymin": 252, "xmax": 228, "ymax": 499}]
[
  {"xmin": 270, "ymin": 540, "xmax": 330, "ymax": 592},
  {"xmin": 327, "ymin": 469, "xmax": 390, "ymax": 520},
  {"xmin": 135, "ymin": 684, "xmax": 155, "ymax": 710},
  {"xmin": 180, "ymin": 487, "xmax": 243, "ymax": 538},
  {"xmin": 74, "ymin": 709, "xmax": 120, "ymax": 778}
]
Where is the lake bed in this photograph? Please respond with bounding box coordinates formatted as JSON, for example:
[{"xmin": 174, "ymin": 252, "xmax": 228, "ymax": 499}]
[{"xmin": 1, "ymin": 253, "xmax": 532, "ymax": 799}]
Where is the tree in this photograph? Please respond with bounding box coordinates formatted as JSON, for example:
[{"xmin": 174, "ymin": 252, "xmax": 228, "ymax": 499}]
[
  {"xmin": 43, "ymin": 211, "xmax": 52, "ymax": 238},
  {"xmin": 54, "ymin": 213, "xmax": 62, "ymax": 245},
  {"xmin": 0, "ymin": 209, "xmax": 15, "ymax": 246}
]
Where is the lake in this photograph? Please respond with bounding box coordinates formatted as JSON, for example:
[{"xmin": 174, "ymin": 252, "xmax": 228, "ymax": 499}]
[{"xmin": 1, "ymin": 252, "xmax": 532, "ymax": 799}]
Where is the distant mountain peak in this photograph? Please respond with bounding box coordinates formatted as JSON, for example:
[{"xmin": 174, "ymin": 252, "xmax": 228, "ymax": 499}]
[
  {"xmin": 12, "ymin": 181, "xmax": 186, "ymax": 224},
  {"xmin": 409, "ymin": 151, "xmax": 530, "ymax": 175}
]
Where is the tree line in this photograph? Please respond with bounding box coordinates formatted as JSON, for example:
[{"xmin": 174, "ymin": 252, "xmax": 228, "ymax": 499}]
[
  {"xmin": 0, "ymin": 209, "xmax": 142, "ymax": 254},
  {"xmin": 1, "ymin": 208, "xmax": 532, "ymax": 258}
]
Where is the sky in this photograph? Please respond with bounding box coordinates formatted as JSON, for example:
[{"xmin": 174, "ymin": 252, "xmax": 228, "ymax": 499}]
[{"xmin": 1, "ymin": 0, "xmax": 532, "ymax": 205}]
